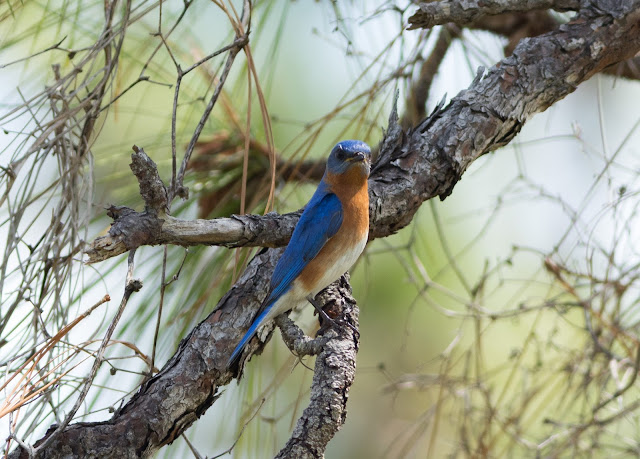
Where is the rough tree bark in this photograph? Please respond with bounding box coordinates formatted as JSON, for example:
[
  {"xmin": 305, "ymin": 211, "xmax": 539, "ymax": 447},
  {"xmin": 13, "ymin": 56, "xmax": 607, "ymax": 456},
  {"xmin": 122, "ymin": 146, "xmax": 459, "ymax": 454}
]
[{"xmin": 11, "ymin": 0, "xmax": 640, "ymax": 457}]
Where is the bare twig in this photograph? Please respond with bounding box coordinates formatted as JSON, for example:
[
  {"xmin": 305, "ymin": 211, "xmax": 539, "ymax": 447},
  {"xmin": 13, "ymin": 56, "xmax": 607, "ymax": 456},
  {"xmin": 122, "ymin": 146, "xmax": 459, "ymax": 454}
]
[
  {"xmin": 0, "ymin": 37, "xmax": 68, "ymax": 69},
  {"xmin": 172, "ymin": 34, "xmax": 250, "ymax": 201},
  {"xmin": 31, "ymin": 252, "xmax": 141, "ymax": 456},
  {"xmin": 593, "ymin": 346, "xmax": 640, "ymax": 413}
]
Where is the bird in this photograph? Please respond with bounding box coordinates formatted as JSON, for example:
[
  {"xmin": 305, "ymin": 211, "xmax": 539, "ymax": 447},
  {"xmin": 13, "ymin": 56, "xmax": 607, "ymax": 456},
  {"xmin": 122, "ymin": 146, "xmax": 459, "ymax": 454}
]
[{"xmin": 227, "ymin": 139, "xmax": 371, "ymax": 368}]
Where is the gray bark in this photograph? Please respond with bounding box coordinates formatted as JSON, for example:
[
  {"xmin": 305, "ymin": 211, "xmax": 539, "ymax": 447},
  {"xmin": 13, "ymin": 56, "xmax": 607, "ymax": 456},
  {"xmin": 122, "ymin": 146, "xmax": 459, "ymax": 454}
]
[{"xmin": 408, "ymin": 0, "xmax": 581, "ymax": 30}]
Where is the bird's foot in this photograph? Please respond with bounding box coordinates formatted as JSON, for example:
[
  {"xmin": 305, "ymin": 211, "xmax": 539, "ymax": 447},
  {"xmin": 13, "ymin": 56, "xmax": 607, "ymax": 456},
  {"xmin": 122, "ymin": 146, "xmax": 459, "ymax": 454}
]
[{"xmin": 305, "ymin": 294, "xmax": 359, "ymax": 338}]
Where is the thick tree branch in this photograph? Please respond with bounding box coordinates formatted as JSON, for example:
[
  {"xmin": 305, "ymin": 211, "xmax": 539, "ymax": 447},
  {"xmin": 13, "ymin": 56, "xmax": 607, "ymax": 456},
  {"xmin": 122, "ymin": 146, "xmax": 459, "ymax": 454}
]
[
  {"xmin": 472, "ymin": 11, "xmax": 640, "ymax": 81},
  {"xmin": 11, "ymin": 249, "xmax": 273, "ymax": 458},
  {"xmin": 371, "ymin": 1, "xmax": 640, "ymax": 237},
  {"xmin": 276, "ymin": 276, "xmax": 358, "ymax": 458},
  {"xmin": 17, "ymin": 1, "xmax": 640, "ymax": 457},
  {"xmin": 408, "ymin": 0, "xmax": 580, "ymax": 30}
]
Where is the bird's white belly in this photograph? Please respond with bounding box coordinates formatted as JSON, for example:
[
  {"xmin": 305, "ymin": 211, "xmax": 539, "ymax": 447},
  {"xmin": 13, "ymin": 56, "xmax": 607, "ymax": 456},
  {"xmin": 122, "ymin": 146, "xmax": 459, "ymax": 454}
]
[
  {"xmin": 263, "ymin": 233, "xmax": 367, "ymax": 323},
  {"xmin": 308, "ymin": 233, "xmax": 367, "ymax": 296}
]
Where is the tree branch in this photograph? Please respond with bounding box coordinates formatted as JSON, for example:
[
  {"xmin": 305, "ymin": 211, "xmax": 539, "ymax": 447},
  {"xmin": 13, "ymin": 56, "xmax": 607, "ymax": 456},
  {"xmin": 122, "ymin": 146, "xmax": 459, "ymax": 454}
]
[
  {"xmin": 11, "ymin": 248, "xmax": 275, "ymax": 458},
  {"xmin": 85, "ymin": 211, "xmax": 301, "ymax": 263},
  {"xmin": 11, "ymin": 250, "xmax": 358, "ymax": 458},
  {"xmin": 370, "ymin": 0, "xmax": 640, "ymax": 236},
  {"xmin": 276, "ymin": 275, "xmax": 358, "ymax": 458},
  {"xmin": 401, "ymin": 25, "xmax": 459, "ymax": 129},
  {"xmin": 408, "ymin": 0, "xmax": 580, "ymax": 30}
]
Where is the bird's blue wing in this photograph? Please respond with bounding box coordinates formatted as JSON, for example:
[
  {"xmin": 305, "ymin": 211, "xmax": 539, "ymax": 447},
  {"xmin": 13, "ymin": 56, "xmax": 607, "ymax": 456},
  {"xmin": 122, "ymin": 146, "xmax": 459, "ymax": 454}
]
[
  {"xmin": 268, "ymin": 188, "xmax": 343, "ymax": 303},
  {"xmin": 227, "ymin": 188, "xmax": 343, "ymax": 368}
]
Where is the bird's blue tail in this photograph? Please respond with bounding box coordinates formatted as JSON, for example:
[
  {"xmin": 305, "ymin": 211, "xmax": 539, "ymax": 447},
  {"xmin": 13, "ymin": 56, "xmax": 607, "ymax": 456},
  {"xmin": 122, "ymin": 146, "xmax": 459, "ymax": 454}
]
[{"xmin": 227, "ymin": 305, "xmax": 272, "ymax": 368}]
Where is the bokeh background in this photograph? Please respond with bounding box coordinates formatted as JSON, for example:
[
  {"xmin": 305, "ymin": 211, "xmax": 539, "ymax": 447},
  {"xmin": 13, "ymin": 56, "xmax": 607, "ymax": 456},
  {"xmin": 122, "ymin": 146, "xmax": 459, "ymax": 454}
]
[{"xmin": 2, "ymin": 1, "xmax": 640, "ymax": 457}]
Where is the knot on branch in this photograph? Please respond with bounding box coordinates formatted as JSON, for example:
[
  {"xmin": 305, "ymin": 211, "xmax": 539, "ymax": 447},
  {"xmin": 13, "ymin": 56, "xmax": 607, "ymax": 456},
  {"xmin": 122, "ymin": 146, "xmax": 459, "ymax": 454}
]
[
  {"xmin": 130, "ymin": 145, "xmax": 169, "ymax": 213},
  {"xmin": 276, "ymin": 315, "xmax": 329, "ymax": 357},
  {"xmin": 85, "ymin": 146, "xmax": 169, "ymax": 263},
  {"xmin": 106, "ymin": 205, "xmax": 164, "ymax": 250},
  {"xmin": 228, "ymin": 211, "xmax": 300, "ymax": 248},
  {"xmin": 84, "ymin": 206, "xmax": 164, "ymax": 264}
]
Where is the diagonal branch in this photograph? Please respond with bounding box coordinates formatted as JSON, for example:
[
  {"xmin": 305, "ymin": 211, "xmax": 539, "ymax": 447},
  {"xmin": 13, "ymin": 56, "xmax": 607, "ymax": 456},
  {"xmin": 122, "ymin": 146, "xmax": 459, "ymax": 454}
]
[
  {"xmin": 10, "ymin": 248, "xmax": 277, "ymax": 458},
  {"xmin": 408, "ymin": 0, "xmax": 580, "ymax": 30},
  {"xmin": 11, "ymin": 249, "xmax": 357, "ymax": 459},
  {"xmin": 401, "ymin": 25, "xmax": 459, "ymax": 129}
]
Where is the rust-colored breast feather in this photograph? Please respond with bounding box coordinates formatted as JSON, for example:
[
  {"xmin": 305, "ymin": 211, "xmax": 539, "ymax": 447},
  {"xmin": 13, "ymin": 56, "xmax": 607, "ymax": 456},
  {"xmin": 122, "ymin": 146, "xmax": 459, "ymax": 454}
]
[{"xmin": 297, "ymin": 166, "xmax": 370, "ymax": 293}]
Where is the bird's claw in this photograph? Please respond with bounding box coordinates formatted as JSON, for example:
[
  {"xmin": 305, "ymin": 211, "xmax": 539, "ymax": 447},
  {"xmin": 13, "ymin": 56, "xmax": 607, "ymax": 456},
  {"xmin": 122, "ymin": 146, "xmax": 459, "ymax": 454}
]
[{"xmin": 306, "ymin": 294, "xmax": 359, "ymax": 338}]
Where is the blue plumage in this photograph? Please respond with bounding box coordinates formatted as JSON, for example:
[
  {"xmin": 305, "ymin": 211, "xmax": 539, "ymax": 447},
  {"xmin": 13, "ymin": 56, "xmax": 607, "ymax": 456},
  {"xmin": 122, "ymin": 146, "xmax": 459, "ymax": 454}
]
[
  {"xmin": 227, "ymin": 140, "xmax": 371, "ymax": 368},
  {"xmin": 268, "ymin": 183, "xmax": 343, "ymax": 302}
]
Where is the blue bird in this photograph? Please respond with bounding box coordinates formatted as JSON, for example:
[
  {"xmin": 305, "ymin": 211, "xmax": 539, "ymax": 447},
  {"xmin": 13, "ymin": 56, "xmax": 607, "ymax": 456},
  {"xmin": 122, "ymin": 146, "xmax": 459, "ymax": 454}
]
[{"xmin": 228, "ymin": 140, "xmax": 371, "ymax": 368}]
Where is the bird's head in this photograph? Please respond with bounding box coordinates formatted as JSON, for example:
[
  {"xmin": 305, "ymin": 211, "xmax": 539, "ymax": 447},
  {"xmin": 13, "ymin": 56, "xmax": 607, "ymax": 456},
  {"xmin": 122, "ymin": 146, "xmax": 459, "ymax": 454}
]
[{"xmin": 326, "ymin": 140, "xmax": 372, "ymax": 178}]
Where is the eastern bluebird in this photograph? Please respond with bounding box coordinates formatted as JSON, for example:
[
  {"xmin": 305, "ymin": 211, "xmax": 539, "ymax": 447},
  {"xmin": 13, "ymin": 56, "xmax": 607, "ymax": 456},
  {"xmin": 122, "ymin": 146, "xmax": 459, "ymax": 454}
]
[{"xmin": 227, "ymin": 140, "xmax": 371, "ymax": 368}]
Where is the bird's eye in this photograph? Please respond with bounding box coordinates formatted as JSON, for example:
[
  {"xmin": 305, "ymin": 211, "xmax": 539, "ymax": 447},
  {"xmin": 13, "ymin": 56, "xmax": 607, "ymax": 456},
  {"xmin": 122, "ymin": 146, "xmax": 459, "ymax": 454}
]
[{"xmin": 336, "ymin": 148, "xmax": 346, "ymax": 161}]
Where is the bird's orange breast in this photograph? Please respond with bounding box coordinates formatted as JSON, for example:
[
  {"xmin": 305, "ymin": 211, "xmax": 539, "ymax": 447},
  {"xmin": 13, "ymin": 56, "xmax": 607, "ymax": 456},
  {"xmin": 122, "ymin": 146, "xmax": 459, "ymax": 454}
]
[{"xmin": 297, "ymin": 168, "xmax": 369, "ymax": 293}]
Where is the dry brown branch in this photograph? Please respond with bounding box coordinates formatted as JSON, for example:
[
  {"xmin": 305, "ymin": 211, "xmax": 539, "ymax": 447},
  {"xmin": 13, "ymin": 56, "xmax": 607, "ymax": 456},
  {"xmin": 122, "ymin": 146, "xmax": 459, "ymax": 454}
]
[{"xmin": 401, "ymin": 25, "xmax": 459, "ymax": 129}]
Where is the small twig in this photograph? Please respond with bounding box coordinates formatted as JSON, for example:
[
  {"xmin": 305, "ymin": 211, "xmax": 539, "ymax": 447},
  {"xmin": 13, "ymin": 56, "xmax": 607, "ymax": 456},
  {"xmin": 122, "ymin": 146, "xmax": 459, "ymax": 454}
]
[
  {"xmin": 181, "ymin": 432, "xmax": 204, "ymax": 459},
  {"xmin": 97, "ymin": 76, "xmax": 155, "ymax": 114},
  {"xmin": 7, "ymin": 434, "xmax": 34, "ymax": 459},
  {"xmin": 181, "ymin": 36, "xmax": 249, "ymax": 76},
  {"xmin": 150, "ymin": 245, "xmax": 169, "ymax": 377},
  {"xmin": 31, "ymin": 252, "xmax": 142, "ymax": 456},
  {"xmin": 174, "ymin": 39, "xmax": 246, "ymax": 200},
  {"xmin": 211, "ymin": 398, "xmax": 266, "ymax": 459},
  {"xmin": 593, "ymin": 345, "xmax": 640, "ymax": 413},
  {"xmin": 0, "ymin": 37, "xmax": 67, "ymax": 69},
  {"xmin": 163, "ymin": 248, "xmax": 189, "ymax": 287},
  {"xmin": 139, "ymin": 0, "xmax": 193, "ymax": 77}
]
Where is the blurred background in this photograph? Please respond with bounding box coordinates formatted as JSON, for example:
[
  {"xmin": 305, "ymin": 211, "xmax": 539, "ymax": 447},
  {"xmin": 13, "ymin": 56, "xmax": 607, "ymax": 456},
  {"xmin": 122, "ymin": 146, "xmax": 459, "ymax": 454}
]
[{"xmin": 2, "ymin": 1, "xmax": 640, "ymax": 457}]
